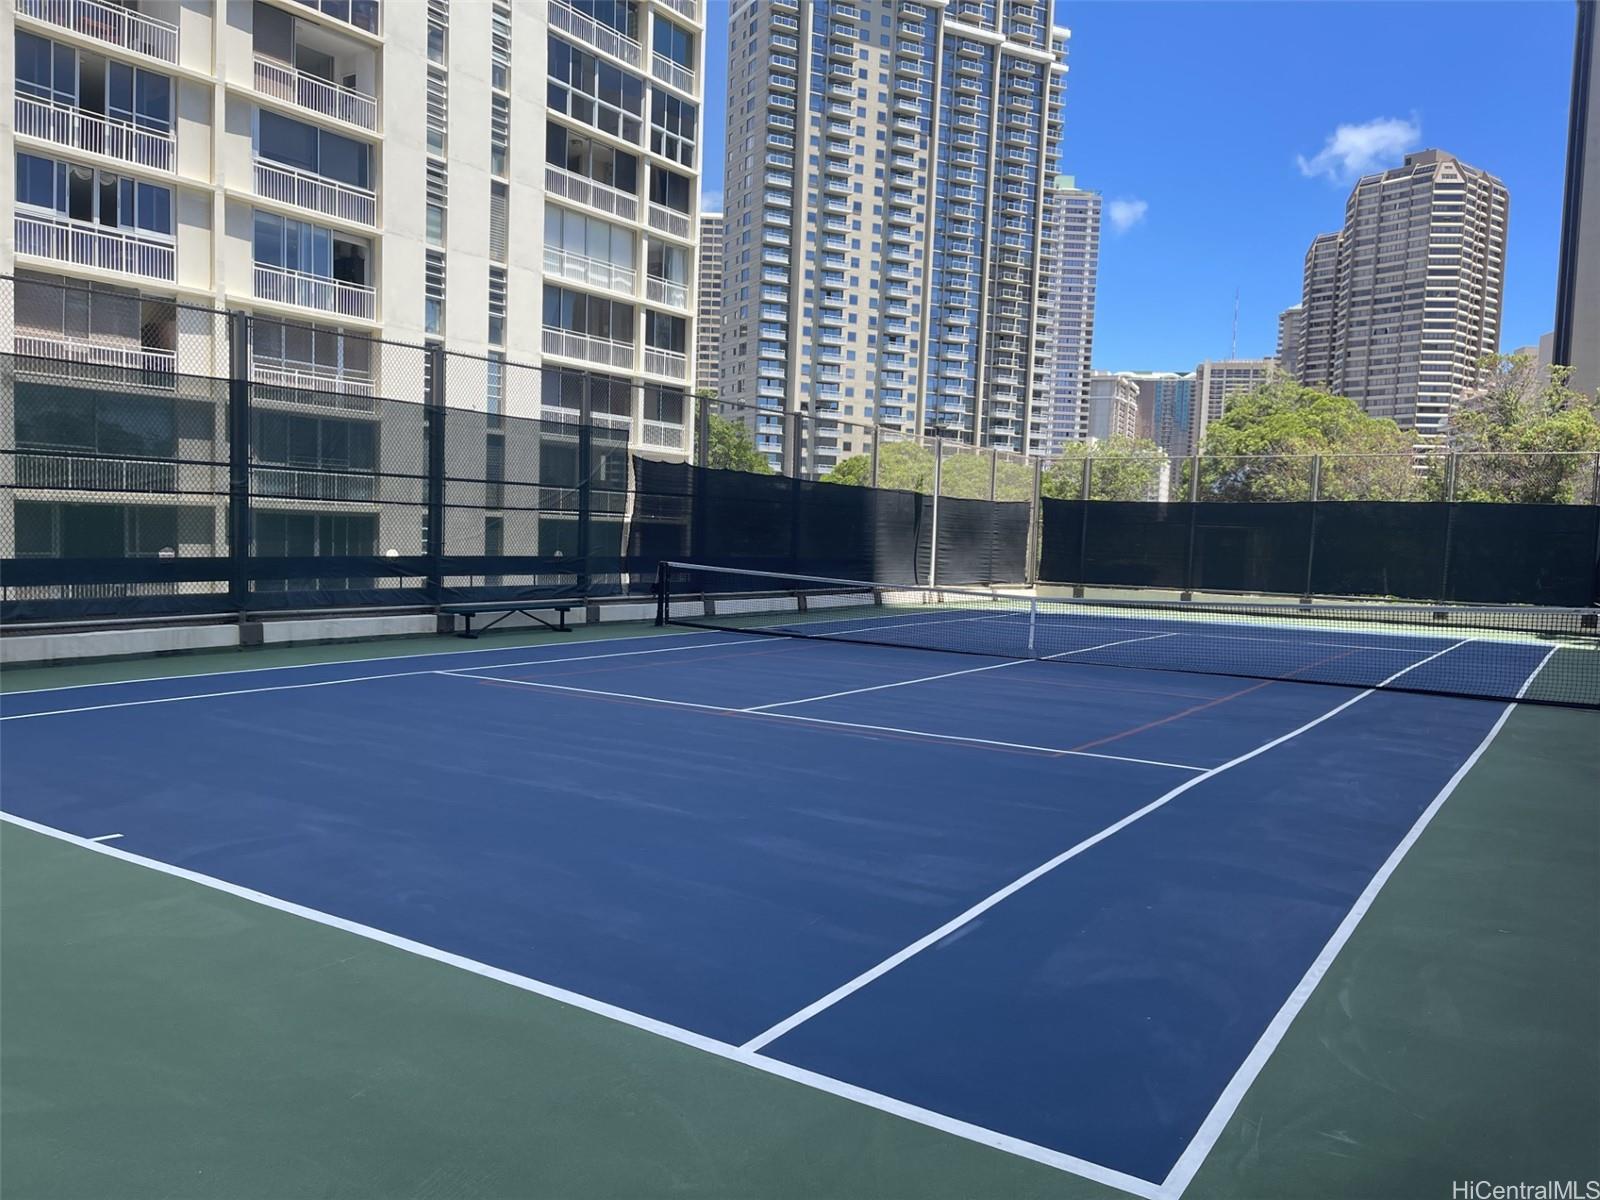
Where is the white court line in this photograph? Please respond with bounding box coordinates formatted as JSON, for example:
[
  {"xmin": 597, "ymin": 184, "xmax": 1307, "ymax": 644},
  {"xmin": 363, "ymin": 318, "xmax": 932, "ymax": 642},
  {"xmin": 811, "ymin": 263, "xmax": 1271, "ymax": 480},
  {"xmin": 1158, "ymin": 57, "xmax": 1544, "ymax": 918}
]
[
  {"xmin": 743, "ymin": 633, "xmax": 1182, "ymax": 713},
  {"xmin": 439, "ymin": 671, "xmax": 1208, "ymax": 773},
  {"xmin": 739, "ymin": 682, "xmax": 1387, "ymax": 1054},
  {"xmin": 1376, "ymin": 637, "xmax": 1472, "ymax": 686},
  {"xmin": 0, "ymin": 811, "xmax": 1162, "ymax": 1200},
  {"xmin": 0, "ymin": 626, "xmax": 728, "ymax": 698},
  {"xmin": 1156, "ymin": 643, "xmax": 1555, "ymax": 1200},
  {"xmin": 1, "ymin": 638, "xmax": 772, "ymax": 722},
  {"xmin": 89, "ymin": 833, "xmax": 123, "ymax": 842}
]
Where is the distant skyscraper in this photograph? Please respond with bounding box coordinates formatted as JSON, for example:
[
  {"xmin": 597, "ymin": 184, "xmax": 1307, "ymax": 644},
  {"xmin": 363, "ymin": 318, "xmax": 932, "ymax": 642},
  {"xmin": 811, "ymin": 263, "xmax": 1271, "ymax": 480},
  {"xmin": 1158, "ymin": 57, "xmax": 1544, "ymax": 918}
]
[
  {"xmin": 1298, "ymin": 233, "xmax": 1341, "ymax": 390},
  {"xmin": 719, "ymin": 0, "xmax": 1069, "ymax": 475},
  {"xmin": 1039, "ymin": 176, "xmax": 1102, "ymax": 455},
  {"xmin": 1276, "ymin": 304, "xmax": 1303, "ymax": 377},
  {"xmin": 1292, "ymin": 151, "xmax": 1509, "ymax": 435},
  {"xmin": 696, "ymin": 212, "xmax": 723, "ymax": 394},
  {"xmin": 1148, "ymin": 373, "xmax": 1196, "ymax": 458},
  {"xmin": 1087, "ymin": 372, "xmax": 1139, "ymax": 441},
  {"xmin": 1555, "ymin": 0, "xmax": 1598, "ymax": 399},
  {"xmin": 1191, "ymin": 358, "xmax": 1277, "ymax": 451}
]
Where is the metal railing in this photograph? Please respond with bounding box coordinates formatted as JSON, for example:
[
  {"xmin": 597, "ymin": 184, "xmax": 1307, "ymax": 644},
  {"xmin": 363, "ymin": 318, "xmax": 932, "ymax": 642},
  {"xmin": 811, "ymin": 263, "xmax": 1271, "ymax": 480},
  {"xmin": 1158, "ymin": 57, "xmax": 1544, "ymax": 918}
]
[
  {"xmin": 646, "ymin": 277, "xmax": 689, "ymax": 309},
  {"xmin": 659, "ymin": 0, "xmax": 696, "ymax": 19},
  {"xmin": 253, "ymin": 56, "xmax": 379, "ymax": 133},
  {"xmin": 254, "ymin": 158, "xmax": 377, "ymax": 227},
  {"xmin": 14, "ymin": 212, "xmax": 175, "ymax": 281},
  {"xmin": 541, "ymin": 327, "xmax": 636, "ymax": 370},
  {"xmin": 548, "ymin": 0, "xmax": 643, "ymax": 67},
  {"xmin": 253, "ymin": 263, "xmax": 377, "ymax": 321},
  {"xmin": 250, "ymin": 466, "xmax": 377, "ymax": 503},
  {"xmin": 648, "ymin": 203, "xmax": 693, "ymax": 240},
  {"xmin": 13, "ymin": 333, "xmax": 177, "ymax": 381},
  {"xmin": 15, "ymin": 0, "xmax": 178, "ymax": 62},
  {"xmin": 542, "ymin": 247, "xmax": 637, "ymax": 297},
  {"xmin": 249, "ymin": 360, "xmax": 377, "ymax": 409},
  {"xmin": 545, "ymin": 165, "xmax": 639, "ymax": 222},
  {"xmin": 641, "ymin": 419, "xmax": 686, "ymax": 449},
  {"xmin": 644, "ymin": 348, "xmax": 689, "ymax": 380},
  {"xmin": 14, "ymin": 95, "xmax": 176, "ymax": 172},
  {"xmin": 651, "ymin": 53, "xmax": 696, "ymax": 94},
  {"xmin": 14, "ymin": 452, "xmax": 180, "ymax": 494}
]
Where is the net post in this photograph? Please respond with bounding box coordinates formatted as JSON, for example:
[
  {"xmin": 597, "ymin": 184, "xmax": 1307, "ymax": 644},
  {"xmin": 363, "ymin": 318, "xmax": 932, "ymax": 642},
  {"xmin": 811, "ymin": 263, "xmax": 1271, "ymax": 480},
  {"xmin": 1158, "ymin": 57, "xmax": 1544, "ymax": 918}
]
[
  {"xmin": 654, "ymin": 561, "xmax": 668, "ymax": 626},
  {"xmin": 1027, "ymin": 596, "xmax": 1037, "ymax": 654}
]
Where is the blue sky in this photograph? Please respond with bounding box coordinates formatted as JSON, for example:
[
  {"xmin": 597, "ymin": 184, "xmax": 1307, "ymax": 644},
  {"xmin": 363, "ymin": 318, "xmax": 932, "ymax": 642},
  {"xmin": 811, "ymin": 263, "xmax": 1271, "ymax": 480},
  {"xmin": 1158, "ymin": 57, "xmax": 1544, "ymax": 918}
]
[{"xmin": 698, "ymin": 1, "xmax": 1579, "ymax": 371}]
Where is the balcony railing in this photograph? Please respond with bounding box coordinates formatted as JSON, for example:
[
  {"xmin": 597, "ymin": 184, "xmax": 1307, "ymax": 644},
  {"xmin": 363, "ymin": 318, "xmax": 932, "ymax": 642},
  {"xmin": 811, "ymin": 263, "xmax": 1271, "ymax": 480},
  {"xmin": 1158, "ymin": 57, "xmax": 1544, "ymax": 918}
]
[
  {"xmin": 254, "ymin": 158, "xmax": 377, "ymax": 227},
  {"xmin": 250, "ymin": 466, "xmax": 377, "ymax": 503},
  {"xmin": 646, "ymin": 277, "xmax": 689, "ymax": 309},
  {"xmin": 542, "ymin": 327, "xmax": 635, "ymax": 369},
  {"xmin": 650, "ymin": 53, "xmax": 695, "ymax": 94},
  {"xmin": 253, "ymin": 263, "xmax": 376, "ymax": 320},
  {"xmin": 249, "ymin": 360, "xmax": 377, "ymax": 410},
  {"xmin": 543, "ymin": 246, "xmax": 637, "ymax": 296},
  {"xmin": 16, "ymin": 0, "xmax": 177, "ymax": 63},
  {"xmin": 659, "ymin": 0, "xmax": 696, "ymax": 18},
  {"xmin": 647, "ymin": 203, "xmax": 692, "ymax": 240},
  {"xmin": 549, "ymin": 0, "xmax": 642, "ymax": 67},
  {"xmin": 253, "ymin": 56, "xmax": 378, "ymax": 133},
  {"xmin": 545, "ymin": 165, "xmax": 638, "ymax": 222},
  {"xmin": 13, "ymin": 333, "xmax": 178, "ymax": 383},
  {"xmin": 14, "ymin": 95, "xmax": 175, "ymax": 172},
  {"xmin": 15, "ymin": 211, "xmax": 175, "ymax": 281},
  {"xmin": 14, "ymin": 452, "xmax": 179, "ymax": 493},
  {"xmin": 641, "ymin": 419, "xmax": 685, "ymax": 450},
  {"xmin": 643, "ymin": 347, "xmax": 688, "ymax": 380}
]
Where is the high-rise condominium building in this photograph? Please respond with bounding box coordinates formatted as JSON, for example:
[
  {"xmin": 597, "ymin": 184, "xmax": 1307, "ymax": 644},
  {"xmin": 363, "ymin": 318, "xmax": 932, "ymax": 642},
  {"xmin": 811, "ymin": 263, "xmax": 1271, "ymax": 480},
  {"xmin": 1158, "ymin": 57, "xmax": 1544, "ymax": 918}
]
[
  {"xmin": 1276, "ymin": 304, "xmax": 1302, "ymax": 378},
  {"xmin": 1191, "ymin": 358, "xmax": 1276, "ymax": 452},
  {"xmin": 7, "ymin": 0, "xmax": 706, "ymax": 444},
  {"xmin": 1555, "ymin": 0, "xmax": 1598, "ymax": 400},
  {"xmin": 696, "ymin": 211, "xmax": 723, "ymax": 392},
  {"xmin": 1298, "ymin": 233, "xmax": 1340, "ymax": 389},
  {"xmin": 1039, "ymin": 175, "xmax": 1101, "ymax": 455},
  {"xmin": 1144, "ymin": 372, "xmax": 1195, "ymax": 458},
  {"xmin": 1292, "ymin": 150, "xmax": 1509, "ymax": 435},
  {"xmin": 1086, "ymin": 372, "xmax": 1138, "ymax": 442},
  {"xmin": 718, "ymin": 0, "xmax": 1069, "ymax": 476}
]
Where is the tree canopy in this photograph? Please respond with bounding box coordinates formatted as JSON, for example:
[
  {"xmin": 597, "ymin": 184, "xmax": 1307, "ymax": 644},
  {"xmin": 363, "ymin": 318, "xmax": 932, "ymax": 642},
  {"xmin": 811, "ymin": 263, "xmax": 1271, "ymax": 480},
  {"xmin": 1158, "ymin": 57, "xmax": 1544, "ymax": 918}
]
[
  {"xmin": 703, "ymin": 410, "xmax": 773, "ymax": 475},
  {"xmin": 821, "ymin": 439, "xmax": 1034, "ymax": 500},
  {"xmin": 1041, "ymin": 437, "xmax": 1169, "ymax": 501}
]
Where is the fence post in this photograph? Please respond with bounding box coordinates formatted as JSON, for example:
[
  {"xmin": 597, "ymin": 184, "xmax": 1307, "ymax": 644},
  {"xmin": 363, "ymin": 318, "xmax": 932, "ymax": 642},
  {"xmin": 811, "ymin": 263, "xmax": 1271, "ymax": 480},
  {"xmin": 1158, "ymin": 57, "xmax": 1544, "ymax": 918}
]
[
  {"xmin": 1025, "ymin": 454, "xmax": 1043, "ymax": 585},
  {"xmin": 988, "ymin": 446, "xmax": 998, "ymax": 501},
  {"xmin": 1437, "ymin": 452, "xmax": 1460, "ymax": 602},
  {"xmin": 226, "ymin": 311, "xmax": 251, "ymax": 618},
  {"xmin": 1181, "ymin": 454, "xmax": 1201, "ymax": 601},
  {"xmin": 424, "ymin": 344, "xmax": 446, "ymax": 609},
  {"xmin": 577, "ymin": 381, "xmax": 593, "ymax": 597},
  {"xmin": 696, "ymin": 392, "xmax": 711, "ymax": 469},
  {"xmin": 870, "ymin": 433, "xmax": 880, "ymax": 489},
  {"xmin": 1302, "ymin": 454, "xmax": 1322, "ymax": 604},
  {"xmin": 929, "ymin": 439, "xmax": 943, "ymax": 588},
  {"xmin": 1074, "ymin": 457, "xmax": 1091, "ymax": 597}
]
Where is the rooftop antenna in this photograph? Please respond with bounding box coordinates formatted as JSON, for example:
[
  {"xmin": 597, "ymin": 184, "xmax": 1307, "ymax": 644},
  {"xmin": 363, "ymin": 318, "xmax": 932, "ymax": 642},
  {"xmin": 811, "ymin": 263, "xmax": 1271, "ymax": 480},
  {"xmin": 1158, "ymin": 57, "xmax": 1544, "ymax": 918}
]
[{"xmin": 1230, "ymin": 288, "xmax": 1239, "ymax": 360}]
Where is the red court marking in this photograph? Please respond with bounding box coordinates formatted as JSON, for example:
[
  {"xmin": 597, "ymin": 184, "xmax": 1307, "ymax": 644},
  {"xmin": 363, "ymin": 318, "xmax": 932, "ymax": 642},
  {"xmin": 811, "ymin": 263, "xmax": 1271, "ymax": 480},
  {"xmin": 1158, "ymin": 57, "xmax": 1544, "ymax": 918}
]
[{"xmin": 1065, "ymin": 646, "xmax": 1370, "ymax": 754}]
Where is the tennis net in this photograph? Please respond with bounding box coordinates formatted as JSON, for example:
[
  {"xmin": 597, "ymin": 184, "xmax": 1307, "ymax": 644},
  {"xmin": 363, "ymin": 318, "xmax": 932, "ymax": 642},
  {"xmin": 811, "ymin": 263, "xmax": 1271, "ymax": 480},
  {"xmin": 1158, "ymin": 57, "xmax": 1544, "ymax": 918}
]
[{"xmin": 656, "ymin": 562, "xmax": 1600, "ymax": 709}]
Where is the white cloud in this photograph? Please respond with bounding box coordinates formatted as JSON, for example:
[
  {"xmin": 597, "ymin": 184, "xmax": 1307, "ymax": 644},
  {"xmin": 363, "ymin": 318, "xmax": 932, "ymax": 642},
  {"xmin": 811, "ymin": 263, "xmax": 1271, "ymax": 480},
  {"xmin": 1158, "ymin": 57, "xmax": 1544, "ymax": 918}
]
[
  {"xmin": 700, "ymin": 188, "xmax": 723, "ymax": 213},
  {"xmin": 1107, "ymin": 198, "xmax": 1149, "ymax": 234},
  {"xmin": 1296, "ymin": 116, "xmax": 1421, "ymax": 183}
]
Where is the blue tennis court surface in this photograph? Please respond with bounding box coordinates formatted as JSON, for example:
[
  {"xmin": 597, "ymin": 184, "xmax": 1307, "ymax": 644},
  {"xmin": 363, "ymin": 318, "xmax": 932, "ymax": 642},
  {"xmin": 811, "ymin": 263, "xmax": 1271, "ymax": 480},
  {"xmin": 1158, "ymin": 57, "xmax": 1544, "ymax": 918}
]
[{"xmin": 0, "ymin": 618, "xmax": 1561, "ymax": 1195}]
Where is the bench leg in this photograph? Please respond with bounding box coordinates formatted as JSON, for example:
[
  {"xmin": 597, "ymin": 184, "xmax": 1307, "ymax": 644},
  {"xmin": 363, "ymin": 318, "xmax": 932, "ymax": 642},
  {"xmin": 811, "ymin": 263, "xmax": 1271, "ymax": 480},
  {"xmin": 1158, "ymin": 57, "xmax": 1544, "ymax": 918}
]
[{"xmin": 457, "ymin": 614, "xmax": 479, "ymax": 639}]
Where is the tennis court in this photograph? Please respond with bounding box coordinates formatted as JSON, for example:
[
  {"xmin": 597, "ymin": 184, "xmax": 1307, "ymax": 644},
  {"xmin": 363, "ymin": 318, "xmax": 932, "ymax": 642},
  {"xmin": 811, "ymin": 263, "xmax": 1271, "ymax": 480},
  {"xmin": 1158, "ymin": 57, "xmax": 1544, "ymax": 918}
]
[{"xmin": 3, "ymin": 567, "xmax": 1598, "ymax": 1198}]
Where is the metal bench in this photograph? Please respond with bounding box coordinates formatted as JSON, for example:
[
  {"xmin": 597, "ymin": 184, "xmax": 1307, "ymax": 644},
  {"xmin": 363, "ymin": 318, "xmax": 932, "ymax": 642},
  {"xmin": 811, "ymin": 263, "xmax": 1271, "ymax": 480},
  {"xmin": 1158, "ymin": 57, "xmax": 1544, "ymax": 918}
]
[{"xmin": 442, "ymin": 600, "xmax": 577, "ymax": 639}]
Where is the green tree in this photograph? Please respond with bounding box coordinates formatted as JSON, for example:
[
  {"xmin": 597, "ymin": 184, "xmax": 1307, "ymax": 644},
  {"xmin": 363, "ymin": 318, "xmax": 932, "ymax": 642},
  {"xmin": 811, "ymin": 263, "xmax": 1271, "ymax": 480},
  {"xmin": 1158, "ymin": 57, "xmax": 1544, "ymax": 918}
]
[
  {"xmin": 702, "ymin": 404, "xmax": 773, "ymax": 475},
  {"xmin": 1042, "ymin": 437, "xmax": 1169, "ymax": 501},
  {"xmin": 1196, "ymin": 378, "xmax": 1416, "ymax": 500},
  {"xmin": 1438, "ymin": 354, "xmax": 1600, "ymax": 503},
  {"xmin": 820, "ymin": 439, "xmax": 936, "ymax": 492}
]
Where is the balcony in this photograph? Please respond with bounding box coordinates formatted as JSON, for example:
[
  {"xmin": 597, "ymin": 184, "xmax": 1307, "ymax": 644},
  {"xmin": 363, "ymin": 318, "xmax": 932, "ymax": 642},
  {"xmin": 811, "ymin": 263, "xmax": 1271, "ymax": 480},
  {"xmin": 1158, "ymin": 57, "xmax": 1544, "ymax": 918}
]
[
  {"xmin": 646, "ymin": 277, "xmax": 689, "ymax": 308},
  {"xmin": 544, "ymin": 246, "xmax": 637, "ymax": 297},
  {"xmin": 14, "ymin": 451, "xmax": 178, "ymax": 493},
  {"xmin": 545, "ymin": 164, "xmax": 638, "ymax": 223},
  {"xmin": 254, "ymin": 263, "xmax": 376, "ymax": 320},
  {"xmin": 549, "ymin": 0, "xmax": 643, "ymax": 67},
  {"xmin": 16, "ymin": 0, "xmax": 177, "ymax": 63},
  {"xmin": 255, "ymin": 159, "xmax": 376, "ymax": 226},
  {"xmin": 647, "ymin": 203, "xmax": 692, "ymax": 241},
  {"xmin": 644, "ymin": 347, "xmax": 688, "ymax": 380},
  {"xmin": 13, "ymin": 333, "xmax": 177, "ymax": 391},
  {"xmin": 253, "ymin": 56, "xmax": 379, "ymax": 133},
  {"xmin": 658, "ymin": 0, "xmax": 696, "ymax": 21},
  {"xmin": 251, "ymin": 466, "xmax": 376, "ymax": 503},
  {"xmin": 543, "ymin": 327, "xmax": 635, "ymax": 369},
  {"xmin": 14, "ymin": 95, "xmax": 175, "ymax": 172},
  {"xmin": 15, "ymin": 211, "xmax": 174, "ymax": 281},
  {"xmin": 641, "ymin": 418, "xmax": 685, "ymax": 450},
  {"xmin": 250, "ymin": 359, "xmax": 376, "ymax": 409}
]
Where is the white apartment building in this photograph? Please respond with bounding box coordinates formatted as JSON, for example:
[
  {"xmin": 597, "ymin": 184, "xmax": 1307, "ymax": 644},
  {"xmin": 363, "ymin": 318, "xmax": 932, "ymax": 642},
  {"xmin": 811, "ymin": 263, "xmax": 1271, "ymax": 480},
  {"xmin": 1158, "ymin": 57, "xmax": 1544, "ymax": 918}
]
[
  {"xmin": 1292, "ymin": 150, "xmax": 1508, "ymax": 436},
  {"xmin": 718, "ymin": 0, "xmax": 1069, "ymax": 476},
  {"xmin": 1275, "ymin": 303, "xmax": 1301, "ymax": 378},
  {"xmin": 695, "ymin": 208, "xmax": 721, "ymax": 392},
  {"xmin": 1086, "ymin": 371, "xmax": 1137, "ymax": 442},
  {"xmin": 3, "ymin": 0, "xmax": 705, "ymax": 566},
  {"xmin": 1039, "ymin": 174, "xmax": 1100, "ymax": 455},
  {"xmin": 1191, "ymin": 357, "xmax": 1276, "ymax": 452},
  {"xmin": 5, "ymin": 0, "xmax": 704, "ymax": 429}
]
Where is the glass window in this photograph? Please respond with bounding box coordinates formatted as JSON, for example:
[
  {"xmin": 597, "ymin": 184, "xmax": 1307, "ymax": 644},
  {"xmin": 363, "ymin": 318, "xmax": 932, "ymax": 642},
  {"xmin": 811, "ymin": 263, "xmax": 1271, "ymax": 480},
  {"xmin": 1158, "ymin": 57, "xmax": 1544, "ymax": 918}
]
[
  {"xmin": 15, "ymin": 152, "xmax": 57, "ymax": 210},
  {"xmin": 15, "ymin": 31, "xmax": 53, "ymax": 98},
  {"xmin": 258, "ymin": 110, "xmax": 319, "ymax": 173}
]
